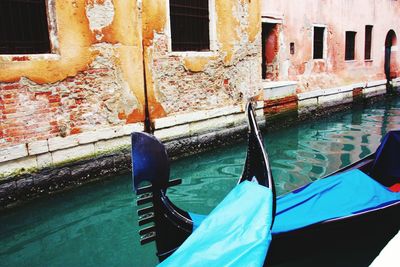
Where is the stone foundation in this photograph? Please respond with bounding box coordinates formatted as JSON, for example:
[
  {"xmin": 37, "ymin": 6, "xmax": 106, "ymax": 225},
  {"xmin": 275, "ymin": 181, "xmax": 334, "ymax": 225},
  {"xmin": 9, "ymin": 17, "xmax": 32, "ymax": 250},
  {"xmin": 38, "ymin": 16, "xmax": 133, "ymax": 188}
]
[{"xmin": 0, "ymin": 80, "xmax": 395, "ymax": 210}]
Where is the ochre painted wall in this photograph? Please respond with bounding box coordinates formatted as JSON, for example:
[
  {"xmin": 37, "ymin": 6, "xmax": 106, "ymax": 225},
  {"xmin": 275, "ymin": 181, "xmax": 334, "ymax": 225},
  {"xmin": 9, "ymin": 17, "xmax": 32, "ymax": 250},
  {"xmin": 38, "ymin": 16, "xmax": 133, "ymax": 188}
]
[{"xmin": 0, "ymin": 0, "xmax": 263, "ymax": 148}]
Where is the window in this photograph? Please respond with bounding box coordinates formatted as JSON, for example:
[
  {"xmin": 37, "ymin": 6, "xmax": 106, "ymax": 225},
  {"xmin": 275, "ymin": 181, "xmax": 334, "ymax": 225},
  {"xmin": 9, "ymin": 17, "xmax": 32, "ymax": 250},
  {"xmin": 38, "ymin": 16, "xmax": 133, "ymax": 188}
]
[
  {"xmin": 169, "ymin": 0, "xmax": 210, "ymax": 52},
  {"xmin": 313, "ymin": 27, "xmax": 325, "ymax": 59},
  {"xmin": 261, "ymin": 23, "xmax": 279, "ymax": 80},
  {"xmin": 364, "ymin": 25, "xmax": 373, "ymax": 60},
  {"xmin": 345, "ymin": 31, "xmax": 356, "ymax": 60},
  {"xmin": 0, "ymin": 0, "xmax": 51, "ymax": 54}
]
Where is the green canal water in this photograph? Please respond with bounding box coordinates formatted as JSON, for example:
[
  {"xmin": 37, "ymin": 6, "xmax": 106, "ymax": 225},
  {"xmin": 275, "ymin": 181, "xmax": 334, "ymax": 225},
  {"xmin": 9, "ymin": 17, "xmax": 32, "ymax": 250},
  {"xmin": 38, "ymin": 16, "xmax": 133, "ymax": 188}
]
[{"xmin": 1, "ymin": 97, "xmax": 400, "ymax": 267}]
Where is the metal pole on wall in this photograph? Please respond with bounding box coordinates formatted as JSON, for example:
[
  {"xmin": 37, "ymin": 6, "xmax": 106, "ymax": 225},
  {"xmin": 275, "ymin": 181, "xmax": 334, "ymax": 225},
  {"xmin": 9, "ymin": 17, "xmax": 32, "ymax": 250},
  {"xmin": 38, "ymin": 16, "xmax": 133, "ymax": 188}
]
[{"xmin": 142, "ymin": 40, "xmax": 153, "ymax": 134}]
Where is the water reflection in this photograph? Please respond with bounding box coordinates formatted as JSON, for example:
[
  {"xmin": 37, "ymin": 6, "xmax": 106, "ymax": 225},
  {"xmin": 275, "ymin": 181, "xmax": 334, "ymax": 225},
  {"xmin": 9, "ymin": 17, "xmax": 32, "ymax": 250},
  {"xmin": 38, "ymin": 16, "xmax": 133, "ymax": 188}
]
[
  {"xmin": 0, "ymin": 97, "xmax": 400, "ymax": 267},
  {"xmin": 171, "ymin": 98, "xmax": 400, "ymax": 214}
]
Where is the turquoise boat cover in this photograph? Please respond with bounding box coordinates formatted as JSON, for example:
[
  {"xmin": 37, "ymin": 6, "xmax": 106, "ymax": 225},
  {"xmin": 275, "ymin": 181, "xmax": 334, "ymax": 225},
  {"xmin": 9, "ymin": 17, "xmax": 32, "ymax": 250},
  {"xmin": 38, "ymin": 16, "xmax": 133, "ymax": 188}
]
[
  {"xmin": 158, "ymin": 181, "xmax": 273, "ymax": 267},
  {"xmin": 272, "ymin": 169, "xmax": 400, "ymax": 234}
]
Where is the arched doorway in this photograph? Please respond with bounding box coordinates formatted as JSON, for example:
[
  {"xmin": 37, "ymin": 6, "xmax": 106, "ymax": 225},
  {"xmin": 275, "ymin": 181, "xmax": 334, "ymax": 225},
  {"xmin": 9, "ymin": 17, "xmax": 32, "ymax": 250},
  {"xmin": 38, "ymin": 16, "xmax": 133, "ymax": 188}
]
[{"xmin": 384, "ymin": 30, "xmax": 398, "ymax": 81}]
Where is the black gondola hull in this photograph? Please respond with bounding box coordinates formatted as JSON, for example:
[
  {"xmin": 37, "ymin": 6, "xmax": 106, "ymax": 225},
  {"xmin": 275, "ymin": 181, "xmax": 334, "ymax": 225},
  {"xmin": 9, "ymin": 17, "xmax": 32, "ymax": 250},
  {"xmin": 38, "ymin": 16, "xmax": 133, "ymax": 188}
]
[{"xmin": 266, "ymin": 202, "xmax": 399, "ymax": 265}]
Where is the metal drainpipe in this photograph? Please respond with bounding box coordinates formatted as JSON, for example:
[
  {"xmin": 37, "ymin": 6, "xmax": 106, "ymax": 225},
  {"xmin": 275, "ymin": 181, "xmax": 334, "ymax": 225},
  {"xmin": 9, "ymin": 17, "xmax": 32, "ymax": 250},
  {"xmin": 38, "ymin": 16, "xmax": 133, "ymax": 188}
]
[{"xmin": 142, "ymin": 41, "xmax": 154, "ymax": 134}]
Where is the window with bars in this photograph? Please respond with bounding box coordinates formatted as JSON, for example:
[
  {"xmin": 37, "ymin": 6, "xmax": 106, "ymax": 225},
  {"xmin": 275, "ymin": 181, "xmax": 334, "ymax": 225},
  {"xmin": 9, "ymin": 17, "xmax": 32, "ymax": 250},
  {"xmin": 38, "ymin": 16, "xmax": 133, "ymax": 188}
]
[
  {"xmin": 0, "ymin": 0, "xmax": 51, "ymax": 54},
  {"xmin": 364, "ymin": 25, "xmax": 373, "ymax": 60},
  {"xmin": 169, "ymin": 0, "xmax": 210, "ymax": 52},
  {"xmin": 313, "ymin": 27, "xmax": 325, "ymax": 59},
  {"xmin": 345, "ymin": 31, "xmax": 356, "ymax": 60}
]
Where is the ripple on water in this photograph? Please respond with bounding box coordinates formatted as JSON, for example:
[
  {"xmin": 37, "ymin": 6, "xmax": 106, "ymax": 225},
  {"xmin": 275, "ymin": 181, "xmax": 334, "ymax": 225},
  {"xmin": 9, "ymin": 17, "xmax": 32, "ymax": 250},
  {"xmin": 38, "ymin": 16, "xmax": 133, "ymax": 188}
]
[{"xmin": 1, "ymin": 97, "xmax": 400, "ymax": 266}]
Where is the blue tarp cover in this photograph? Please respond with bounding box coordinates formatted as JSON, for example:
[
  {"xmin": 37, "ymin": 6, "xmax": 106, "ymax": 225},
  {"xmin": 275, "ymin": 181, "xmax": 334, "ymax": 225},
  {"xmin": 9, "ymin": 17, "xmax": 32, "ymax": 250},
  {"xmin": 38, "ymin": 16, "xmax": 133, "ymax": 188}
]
[
  {"xmin": 158, "ymin": 181, "xmax": 273, "ymax": 267},
  {"xmin": 272, "ymin": 169, "xmax": 400, "ymax": 234}
]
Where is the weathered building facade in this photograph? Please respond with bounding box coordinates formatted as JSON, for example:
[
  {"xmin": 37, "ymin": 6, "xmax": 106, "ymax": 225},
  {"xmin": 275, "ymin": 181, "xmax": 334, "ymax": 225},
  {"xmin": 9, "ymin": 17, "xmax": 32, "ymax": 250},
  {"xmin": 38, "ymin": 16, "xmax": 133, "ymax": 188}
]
[
  {"xmin": 0, "ymin": 0, "xmax": 266, "ymax": 206},
  {"xmin": 0, "ymin": 0, "xmax": 399, "ymax": 205},
  {"xmin": 261, "ymin": 0, "xmax": 400, "ymax": 117}
]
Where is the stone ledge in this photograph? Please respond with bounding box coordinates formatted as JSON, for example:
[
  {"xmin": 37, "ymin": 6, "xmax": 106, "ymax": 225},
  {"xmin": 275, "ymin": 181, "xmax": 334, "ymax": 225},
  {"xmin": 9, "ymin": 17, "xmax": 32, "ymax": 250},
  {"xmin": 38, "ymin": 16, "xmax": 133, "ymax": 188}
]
[
  {"xmin": 0, "ymin": 144, "xmax": 28, "ymax": 162},
  {"xmin": 363, "ymin": 85, "xmax": 387, "ymax": 98},
  {"xmin": 367, "ymin": 79, "xmax": 387, "ymax": 87},
  {"xmin": 298, "ymin": 82, "xmax": 367, "ymax": 100},
  {"xmin": 263, "ymin": 80, "xmax": 298, "ymax": 100},
  {"xmin": 154, "ymin": 105, "xmax": 242, "ymax": 129},
  {"xmin": 0, "ymin": 123, "xmax": 143, "ymax": 164},
  {"xmin": 52, "ymin": 144, "xmax": 95, "ymax": 165},
  {"xmin": 28, "ymin": 140, "xmax": 49, "ymax": 155}
]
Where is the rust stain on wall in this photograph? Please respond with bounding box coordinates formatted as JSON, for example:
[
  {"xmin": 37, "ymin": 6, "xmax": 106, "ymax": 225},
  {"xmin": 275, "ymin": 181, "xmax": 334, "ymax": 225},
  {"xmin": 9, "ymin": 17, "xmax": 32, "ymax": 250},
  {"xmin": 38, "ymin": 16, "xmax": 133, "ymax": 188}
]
[
  {"xmin": 103, "ymin": 0, "xmax": 148, "ymax": 123},
  {"xmin": 143, "ymin": 49, "xmax": 166, "ymax": 119},
  {"xmin": 247, "ymin": 0, "xmax": 261, "ymax": 43},
  {"xmin": 140, "ymin": 0, "xmax": 167, "ymax": 119},
  {"xmin": 216, "ymin": 1, "xmax": 240, "ymax": 65},
  {"xmin": 0, "ymin": 0, "xmax": 96, "ymax": 84},
  {"xmin": 116, "ymin": 45, "xmax": 146, "ymax": 122},
  {"xmin": 142, "ymin": 0, "xmax": 167, "ymax": 47},
  {"xmin": 183, "ymin": 57, "xmax": 217, "ymax": 72},
  {"xmin": 101, "ymin": 1, "xmax": 137, "ymax": 45}
]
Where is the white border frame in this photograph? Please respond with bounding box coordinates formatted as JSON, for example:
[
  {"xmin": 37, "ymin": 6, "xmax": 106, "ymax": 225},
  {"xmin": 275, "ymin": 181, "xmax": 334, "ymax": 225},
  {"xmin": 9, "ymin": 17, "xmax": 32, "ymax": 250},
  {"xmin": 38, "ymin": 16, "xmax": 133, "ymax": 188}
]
[
  {"xmin": 312, "ymin": 23, "xmax": 328, "ymax": 60},
  {"xmin": 0, "ymin": 0, "xmax": 59, "ymax": 61},
  {"xmin": 165, "ymin": 0, "xmax": 217, "ymax": 56}
]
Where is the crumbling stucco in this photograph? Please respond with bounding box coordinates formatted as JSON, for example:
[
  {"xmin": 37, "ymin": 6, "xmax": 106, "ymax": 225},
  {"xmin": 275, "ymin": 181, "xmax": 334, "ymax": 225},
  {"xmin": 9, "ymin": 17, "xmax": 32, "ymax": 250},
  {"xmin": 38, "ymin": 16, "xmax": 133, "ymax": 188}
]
[
  {"xmin": 86, "ymin": 0, "xmax": 115, "ymax": 40},
  {"xmin": 143, "ymin": 0, "xmax": 263, "ymax": 114}
]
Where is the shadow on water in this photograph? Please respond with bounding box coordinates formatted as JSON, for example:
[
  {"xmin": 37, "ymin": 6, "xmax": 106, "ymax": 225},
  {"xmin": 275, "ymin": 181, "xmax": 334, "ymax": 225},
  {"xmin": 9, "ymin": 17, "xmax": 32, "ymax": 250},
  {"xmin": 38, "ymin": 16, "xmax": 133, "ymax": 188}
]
[{"xmin": 1, "ymin": 97, "xmax": 400, "ymax": 266}]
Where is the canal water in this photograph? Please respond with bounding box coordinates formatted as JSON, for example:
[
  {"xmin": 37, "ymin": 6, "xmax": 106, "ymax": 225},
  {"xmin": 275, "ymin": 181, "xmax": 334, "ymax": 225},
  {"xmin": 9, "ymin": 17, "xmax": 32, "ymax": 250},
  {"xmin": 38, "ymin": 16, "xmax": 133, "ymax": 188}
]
[{"xmin": 1, "ymin": 96, "xmax": 400, "ymax": 267}]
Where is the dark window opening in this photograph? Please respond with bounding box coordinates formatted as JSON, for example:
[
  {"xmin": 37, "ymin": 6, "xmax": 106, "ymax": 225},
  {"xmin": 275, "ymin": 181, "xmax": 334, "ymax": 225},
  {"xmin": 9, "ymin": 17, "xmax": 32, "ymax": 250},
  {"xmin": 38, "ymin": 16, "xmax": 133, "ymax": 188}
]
[
  {"xmin": 0, "ymin": 0, "xmax": 51, "ymax": 54},
  {"xmin": 169, "ymin": 0, "xmax": 210, "ymax": 52},
  {"xmin": 364, "ymin": 25, "xmax": 373, "ymax": 60},
  {"xmin": 345, "ymin": 31, "xmax": 356, "ymax": 60},
  {"xmin": 313, "ymin": 27, "xmax": 325, "ymax": 59},
  {"xmin": 261, "ymin": 23, "xmax": 279, "ymax": 80},
  {"xmin": 290, "ymin": 42, "xmax": 295, "ymax": 55}
]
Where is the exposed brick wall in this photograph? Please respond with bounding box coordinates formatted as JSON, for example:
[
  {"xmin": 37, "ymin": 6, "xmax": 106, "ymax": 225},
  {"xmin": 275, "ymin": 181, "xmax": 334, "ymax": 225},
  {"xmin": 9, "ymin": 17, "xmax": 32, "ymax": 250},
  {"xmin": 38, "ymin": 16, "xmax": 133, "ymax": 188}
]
[
  {"xmin": 147, "ymin": 0, "xmax": 263, "ymax": 115},
  {"xmin": 0, "ymin": 52, "xmax": 139, "ymax": 149}
]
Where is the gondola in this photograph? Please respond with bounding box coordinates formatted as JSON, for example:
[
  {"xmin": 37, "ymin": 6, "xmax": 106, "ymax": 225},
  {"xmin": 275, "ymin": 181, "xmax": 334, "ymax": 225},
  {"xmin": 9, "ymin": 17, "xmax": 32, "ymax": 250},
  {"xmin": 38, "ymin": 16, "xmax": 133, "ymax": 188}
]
[{"xmin": 131, "ymin": 102, "xmax": 400, "ymax": 266}]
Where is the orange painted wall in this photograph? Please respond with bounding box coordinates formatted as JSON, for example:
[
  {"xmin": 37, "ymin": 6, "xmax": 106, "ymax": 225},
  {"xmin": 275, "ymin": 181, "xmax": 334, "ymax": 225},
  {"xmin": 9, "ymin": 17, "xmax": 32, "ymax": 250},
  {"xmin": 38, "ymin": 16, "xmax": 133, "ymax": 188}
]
[
  {"xmin": 0, "ymin": 0, "xmax": 263, "ymax": 148},
  {"xmin": 0, "ymin": 0, "xmax": 147, "ymax": 147}
]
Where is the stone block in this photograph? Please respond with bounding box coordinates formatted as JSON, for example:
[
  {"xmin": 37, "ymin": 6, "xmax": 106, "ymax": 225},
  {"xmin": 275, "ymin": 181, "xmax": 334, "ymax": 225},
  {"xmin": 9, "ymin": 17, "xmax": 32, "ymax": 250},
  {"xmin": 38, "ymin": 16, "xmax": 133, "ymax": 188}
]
[
  {"xmin": 51, "ymin": 144, "xmax": 95, "ymax": 164},
  {"xmin": 0, "ymin": 156, "xmax": 37, "ymax": 176},
  {"xmin": 154, "ymin": 115, "xmax": 178, "ymax": 129},
  {"xmin": 189, "ymin": 116, "xmax": 235, "ymax": 135},
  {"xmin": 298, "ymin": 89, "xmax": 324, "ymax": 100},
  {"xmin": 77, "ymin": 132, "xmax": 99, "ymax": 144},
  {"xmin": 37, "ymin": 153, "xmax": 53, "ymax": 168},
  {"xmin": 0, "ymin": 144, "xmax": 28, "ymax": 163},
  {"xmin": 367, "ymin": 79, "xmax": 387, "ymax": 87},
  {"xmin": 298, "ymin": 98, "xmax": 318, "ymax": 114},
  {"xmin": 154, "ymin": 124, "xmax": 190, "ymax": 141},
  {"xmin": 48, "ymin": 136, "xmax": 79, "ymax": 152},
  {"xmin": 318, "ymin": 92, "xmax": 352, "ymax": 108},
  {"xmin": 206, "ymin": 105, "xmax": 241, "ymax": 118},
  {"xmin": 95, "ymin": 127, "xmax": 122, "ymax": 141},
  {"xmin": 121, "ymin": 123, "xmax": 143, "ymax": 135},
  {"xmin": 363, "ymin": 85, "xmax": 387, "ymax": 98},
  {"xmin": 154, "ymin": 106, "xmax": 242, "ymax": 130},
  {"xmin": 263, "ymin": 81, "xmax": 297, "ymax": 100},
  {"xmin": 94, "ymin": 136, "xmax": 131, "ymax": 153},
  {"xmin": 28, "ymin": 140, "xmax": 49, "ymax": 155}
]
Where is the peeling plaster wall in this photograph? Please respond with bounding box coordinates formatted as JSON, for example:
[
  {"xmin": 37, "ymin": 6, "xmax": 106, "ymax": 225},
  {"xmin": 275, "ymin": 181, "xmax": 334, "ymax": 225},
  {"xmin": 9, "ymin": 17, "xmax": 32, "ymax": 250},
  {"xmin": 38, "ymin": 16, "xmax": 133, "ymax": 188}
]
[
  {"xmin": 262, "ymin": 0, "xmax": 400, "ymax": 92},
  {"xmin": 0, "ymin": 0, "xmax": 263, "ymax": 153},
  {"xmin": 142, "ymin": 0, "xmax": 263, "ymax": 115},
  {"xmin": 0, "ymin": 0, "xmax": 145, "ymax": 148}
]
